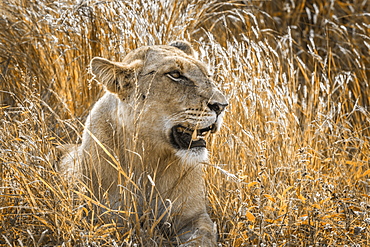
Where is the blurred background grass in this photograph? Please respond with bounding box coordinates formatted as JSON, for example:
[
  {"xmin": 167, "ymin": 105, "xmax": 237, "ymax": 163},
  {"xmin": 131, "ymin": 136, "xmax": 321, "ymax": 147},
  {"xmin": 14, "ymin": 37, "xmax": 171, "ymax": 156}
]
[{"xmin": 1, "ymin": 0, "xmax": 369, "ymax": 246}]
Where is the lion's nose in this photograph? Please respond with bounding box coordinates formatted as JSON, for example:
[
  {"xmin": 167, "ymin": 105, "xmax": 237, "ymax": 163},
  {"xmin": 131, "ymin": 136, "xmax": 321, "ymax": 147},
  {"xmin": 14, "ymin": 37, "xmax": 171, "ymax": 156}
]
[{"xmin": 208, "ymin": 102, "xmax": 228, "ymax": 115}]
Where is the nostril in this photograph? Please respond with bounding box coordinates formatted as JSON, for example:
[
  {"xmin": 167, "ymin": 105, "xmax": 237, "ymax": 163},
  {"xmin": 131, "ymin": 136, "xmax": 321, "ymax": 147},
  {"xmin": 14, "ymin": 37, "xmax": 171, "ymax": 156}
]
[{"xmin": 208, "ymin": 102, "xmax": 228, "ymax": 115}]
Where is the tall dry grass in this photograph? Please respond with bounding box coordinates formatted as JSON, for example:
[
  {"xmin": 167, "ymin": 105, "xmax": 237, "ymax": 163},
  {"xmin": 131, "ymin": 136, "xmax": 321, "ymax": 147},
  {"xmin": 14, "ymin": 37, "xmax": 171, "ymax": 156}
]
[{"xmin": 1, "ymin": 0, "xmax": 369, "ymax": 246}]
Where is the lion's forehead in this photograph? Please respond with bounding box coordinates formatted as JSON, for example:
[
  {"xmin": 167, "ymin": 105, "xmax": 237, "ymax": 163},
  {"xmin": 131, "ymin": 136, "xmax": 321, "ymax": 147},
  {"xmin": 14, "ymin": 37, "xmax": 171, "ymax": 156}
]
[{"xmin": 142, "ymin": 48, "xmax": 210, "ymax": 77}]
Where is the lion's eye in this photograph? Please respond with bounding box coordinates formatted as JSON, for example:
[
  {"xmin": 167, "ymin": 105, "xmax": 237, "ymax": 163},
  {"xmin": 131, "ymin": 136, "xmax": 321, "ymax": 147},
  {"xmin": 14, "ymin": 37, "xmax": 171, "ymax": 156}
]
[
  {"xmin": 170, "ymin": 71, "xmax": 181, "ymax": 78},
  {"xmin": 166, "ymin": 70, "xmax": 196, "ymax": 87},
  {"xmin": 167, "ymin": 71, "xmax": 183, "ymax": 81}
]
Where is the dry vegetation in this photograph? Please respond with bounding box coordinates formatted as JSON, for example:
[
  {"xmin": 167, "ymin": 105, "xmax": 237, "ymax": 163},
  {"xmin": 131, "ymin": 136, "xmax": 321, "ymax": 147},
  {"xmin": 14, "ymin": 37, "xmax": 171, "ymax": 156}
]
[{"xmin": 1, "ymin": 0, "xmax": 370, "ymax": 246}]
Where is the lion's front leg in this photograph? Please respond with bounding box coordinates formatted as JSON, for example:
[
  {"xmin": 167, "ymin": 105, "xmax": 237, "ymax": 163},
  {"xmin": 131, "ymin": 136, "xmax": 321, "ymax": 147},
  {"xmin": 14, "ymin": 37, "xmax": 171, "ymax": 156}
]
[{"xmin": 177, "ymin": 213, "xmax": 217, "ymax": 247}]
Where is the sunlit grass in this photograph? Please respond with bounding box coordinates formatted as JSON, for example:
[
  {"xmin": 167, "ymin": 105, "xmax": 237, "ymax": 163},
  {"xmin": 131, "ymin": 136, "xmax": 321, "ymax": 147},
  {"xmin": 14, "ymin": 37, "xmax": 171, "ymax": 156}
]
[{"xmin": 1, "ymin": 0, "xmax": 369, "ymax": 246}]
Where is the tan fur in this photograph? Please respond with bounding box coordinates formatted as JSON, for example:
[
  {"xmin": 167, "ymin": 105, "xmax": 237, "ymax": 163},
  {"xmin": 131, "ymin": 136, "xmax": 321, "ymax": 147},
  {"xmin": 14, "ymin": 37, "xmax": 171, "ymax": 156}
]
[{"xmin": 59, "ymin": 41, "xmax": 228, "ymax": 246}]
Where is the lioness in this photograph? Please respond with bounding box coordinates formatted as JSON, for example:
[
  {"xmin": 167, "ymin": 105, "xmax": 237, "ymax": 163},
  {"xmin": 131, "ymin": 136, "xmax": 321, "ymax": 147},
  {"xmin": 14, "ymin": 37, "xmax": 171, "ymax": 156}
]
[{"xmin": 60, "ymin": 41, "xmax": 228, "ymax": 246}]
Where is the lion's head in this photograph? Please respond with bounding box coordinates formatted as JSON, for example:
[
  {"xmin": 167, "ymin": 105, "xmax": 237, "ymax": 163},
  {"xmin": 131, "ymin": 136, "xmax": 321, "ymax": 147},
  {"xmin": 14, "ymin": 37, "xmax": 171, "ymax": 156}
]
[{"xmin": 90, "ymin": 41, "xmax": 228, "ymax": 164}]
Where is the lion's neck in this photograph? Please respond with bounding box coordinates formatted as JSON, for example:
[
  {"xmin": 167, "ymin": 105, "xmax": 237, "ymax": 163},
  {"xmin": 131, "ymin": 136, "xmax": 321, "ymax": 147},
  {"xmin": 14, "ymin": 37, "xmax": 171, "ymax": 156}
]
[{"xmin": 81, "ymin": 93, "xmax": 206, "ymax": 213}]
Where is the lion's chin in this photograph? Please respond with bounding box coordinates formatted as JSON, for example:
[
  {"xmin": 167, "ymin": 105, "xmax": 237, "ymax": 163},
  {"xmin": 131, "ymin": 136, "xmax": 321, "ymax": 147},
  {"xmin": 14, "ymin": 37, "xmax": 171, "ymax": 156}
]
[{"xmin": 175, "ymin": 147, "xmax": 209, "ymax": 165}]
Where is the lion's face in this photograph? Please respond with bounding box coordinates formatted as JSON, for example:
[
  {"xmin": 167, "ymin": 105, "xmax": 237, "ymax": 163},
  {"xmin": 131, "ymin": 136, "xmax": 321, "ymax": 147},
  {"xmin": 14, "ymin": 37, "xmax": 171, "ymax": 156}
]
[{"xmin": 91, "ymin": 41, "xmax": 228, "ymax": 163}]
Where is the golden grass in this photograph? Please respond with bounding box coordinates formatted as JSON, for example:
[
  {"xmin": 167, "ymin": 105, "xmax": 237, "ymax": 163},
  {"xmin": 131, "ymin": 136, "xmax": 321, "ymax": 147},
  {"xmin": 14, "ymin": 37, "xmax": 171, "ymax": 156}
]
[{"xmin": 1, "ymin": 0, "xmax": 369, "ymax": 246}]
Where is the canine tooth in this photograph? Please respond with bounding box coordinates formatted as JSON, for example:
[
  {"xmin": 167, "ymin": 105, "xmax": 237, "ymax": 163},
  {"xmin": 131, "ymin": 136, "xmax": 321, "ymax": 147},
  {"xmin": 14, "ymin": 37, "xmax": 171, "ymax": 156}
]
[
  {"xmin": 205, "ymin": 131, "xmax": 211, "ymax": 139},
  {"xmin": 192, "ymin": 129, "xmax": 197, "ymax": 140}
]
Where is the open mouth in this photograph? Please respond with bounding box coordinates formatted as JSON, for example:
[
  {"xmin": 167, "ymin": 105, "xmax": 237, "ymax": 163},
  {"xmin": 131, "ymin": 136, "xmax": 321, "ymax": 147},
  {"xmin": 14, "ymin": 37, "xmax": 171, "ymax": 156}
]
[{"xmin": 170, "ymin": 124, "xmax": 216, "ymax": 150}]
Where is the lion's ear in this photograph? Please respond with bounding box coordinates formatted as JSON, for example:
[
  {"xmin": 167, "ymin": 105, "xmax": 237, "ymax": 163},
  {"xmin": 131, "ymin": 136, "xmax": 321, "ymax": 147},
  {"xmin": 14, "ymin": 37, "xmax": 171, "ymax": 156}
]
[
  {"xmin": 169, "ymin": 40, "xmax": 196, "ymax": 57},
  {"xmin": 90, "ymin": 57, "xmax": 142, "ymax": 97}
]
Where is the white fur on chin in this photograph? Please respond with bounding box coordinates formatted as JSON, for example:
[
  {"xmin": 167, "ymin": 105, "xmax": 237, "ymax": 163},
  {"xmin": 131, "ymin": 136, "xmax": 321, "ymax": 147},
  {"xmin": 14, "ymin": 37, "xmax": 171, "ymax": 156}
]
[{"xmin": 175, "ymin": 147, "xmax": 209, "ymax": 166}]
